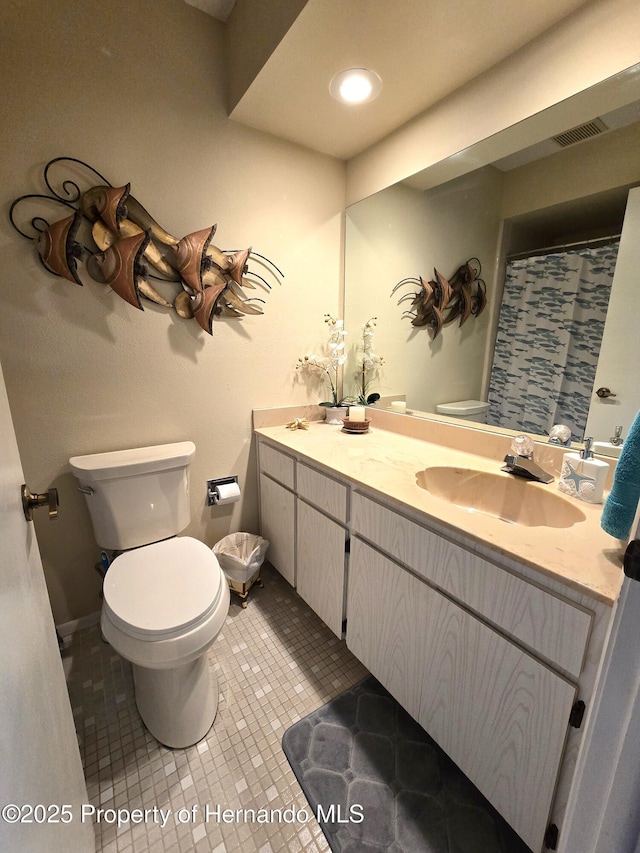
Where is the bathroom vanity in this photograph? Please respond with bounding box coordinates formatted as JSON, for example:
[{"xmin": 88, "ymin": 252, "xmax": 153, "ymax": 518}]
[{"xmin": 253, "ymin": 407, "xmax": 623, "ymax": 853}]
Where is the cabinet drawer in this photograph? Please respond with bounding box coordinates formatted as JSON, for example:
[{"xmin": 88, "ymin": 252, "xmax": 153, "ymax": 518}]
[
  {"xmin": 259, "ymin": 442, "xmax": 295, "ymax": 489},
  {"xmin": 297, "ymin": 463, "xmax": 348, "ymax": 523},
  {"xmin": 351, "ymin": 491, "xmax": 592, "ymax": 678}
]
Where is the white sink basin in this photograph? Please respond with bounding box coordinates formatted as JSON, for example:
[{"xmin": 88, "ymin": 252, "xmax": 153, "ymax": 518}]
[
  {"xmin": 416, "ymin": 466, "xmax": 586, "ymax": 528},
  {"xmin": 592, "ymin": 441, "xmax": 622, "ymax": 459}
]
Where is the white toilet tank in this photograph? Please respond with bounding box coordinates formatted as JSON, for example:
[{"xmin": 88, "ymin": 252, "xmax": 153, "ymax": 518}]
[
  {"xmin": 435, "ymin": 400, "xmax": 490, "ymax": 422},
  {"xmin": 69, "ymin": 441, "xmax": 195, "ymax": 551}
]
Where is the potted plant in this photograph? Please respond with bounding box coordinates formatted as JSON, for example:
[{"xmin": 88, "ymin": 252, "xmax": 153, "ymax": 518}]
[
  {"xmin": 351, "ymin": 317, "xmax": 384, "ymax": 406},
  {"xmin": 296, "ymin": 315, "xmax": 352, "ymax": 423}
]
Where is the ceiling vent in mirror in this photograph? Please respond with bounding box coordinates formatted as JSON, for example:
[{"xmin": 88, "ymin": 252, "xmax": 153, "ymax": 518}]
[{"xmin": 552, "ymin": 118, "xmax": 608, "ymax": 148}]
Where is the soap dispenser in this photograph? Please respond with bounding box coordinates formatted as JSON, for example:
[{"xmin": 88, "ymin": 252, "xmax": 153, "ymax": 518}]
[{"xmin": 558, "ymin": 437, "xmax": 609, "ymax": 504}]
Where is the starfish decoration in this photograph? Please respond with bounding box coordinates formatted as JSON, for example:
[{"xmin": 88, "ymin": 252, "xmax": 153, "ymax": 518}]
[
  {"xmin": 286, "ymin": 418, "xmax": 310, "ymax": 430},
  {"xmin": 563, "ymin": 457, "xmax": 595, "ymax": 491}
]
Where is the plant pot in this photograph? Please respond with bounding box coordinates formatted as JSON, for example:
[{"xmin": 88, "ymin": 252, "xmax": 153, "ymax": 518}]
[{"xmin": 323, "ymin": 406, "xmax": 346, "ymax": 425}]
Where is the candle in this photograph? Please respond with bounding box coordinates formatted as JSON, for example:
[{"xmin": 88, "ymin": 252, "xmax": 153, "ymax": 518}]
[
  {"xmin": 390, "ymin": 401, "xmax": 407, "ymax": 413},
  {"xmin": 348, "ymin": 406, "xmax": 366, "ymax": 423}
]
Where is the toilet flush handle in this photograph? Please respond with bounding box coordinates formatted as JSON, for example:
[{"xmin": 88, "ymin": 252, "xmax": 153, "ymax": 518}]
[{"xmin": 21, "ymin": 484, "xmax": 59, "ymax": 521}]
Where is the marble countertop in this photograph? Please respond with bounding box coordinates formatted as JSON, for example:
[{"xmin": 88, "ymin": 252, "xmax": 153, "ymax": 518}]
[{"xmin": 255, "ymin": 415, "xmax": 625, "ymax": 605}]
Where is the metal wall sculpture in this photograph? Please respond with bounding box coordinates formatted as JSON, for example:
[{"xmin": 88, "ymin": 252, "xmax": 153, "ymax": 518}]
[
  {"xmin": 391, "ymin": 258, "xmax": 486, "ymax": 339},
  {"xmin": 9, "ymin": 157, "xmax": 283, "ymax": 335}
]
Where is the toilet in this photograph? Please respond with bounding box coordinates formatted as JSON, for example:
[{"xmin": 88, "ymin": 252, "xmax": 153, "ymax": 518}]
[
  {"xmin": 69, "ymin": 441, "xmax": 230, "ymax": 748},
  {"xmin": 435, "ymin": 399, "xmax": 490, "ymax": 423}
]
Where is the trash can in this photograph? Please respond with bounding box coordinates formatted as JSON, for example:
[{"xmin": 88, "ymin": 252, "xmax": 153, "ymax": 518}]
[{"xmin": 213, "ymin": 533, "xmax": 269, "ymax": 608}]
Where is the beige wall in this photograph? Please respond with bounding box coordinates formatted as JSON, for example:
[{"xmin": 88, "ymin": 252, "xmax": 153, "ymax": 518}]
[{"xmin": 0, "ymin": 0, "xmax": 345, "ymax": 623}]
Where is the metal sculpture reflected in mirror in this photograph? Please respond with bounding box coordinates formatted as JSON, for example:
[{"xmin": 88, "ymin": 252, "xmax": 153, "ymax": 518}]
[{"xmin": 392, "ymin": 259, "xmax": 486, "ymax": 339}]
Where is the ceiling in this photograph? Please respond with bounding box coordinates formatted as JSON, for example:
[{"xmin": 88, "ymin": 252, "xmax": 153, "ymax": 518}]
[{"xmin": 190, "ymin": 0, "xmax": 596, "ymax": 160}]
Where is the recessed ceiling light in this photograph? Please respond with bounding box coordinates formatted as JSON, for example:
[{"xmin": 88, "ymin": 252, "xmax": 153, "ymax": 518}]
[{"xmin": 329, "ymin": 68, "xmax": 382, "ymax": 105}]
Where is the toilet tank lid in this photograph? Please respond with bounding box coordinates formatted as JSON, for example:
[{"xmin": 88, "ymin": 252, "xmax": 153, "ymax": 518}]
[
  {"xmin": 69, "ymin": 441, "xmax": 195, "ymax": 482},
  {"xmin": 436, "ymin": 400, "xmax": 489, "ymax": 416}
]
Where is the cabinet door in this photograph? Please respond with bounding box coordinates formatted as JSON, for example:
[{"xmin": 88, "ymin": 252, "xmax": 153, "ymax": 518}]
[
  {"xmin": 347, "ymin": 538, "xmax": 576, "ymax": 853},
  {"xmin": 259, "ymin": 473, "xmax": 295, "ymax": 586},
  {"xmin": 296, "ymin": 500, "xmax": 346, "ymax": 638}
]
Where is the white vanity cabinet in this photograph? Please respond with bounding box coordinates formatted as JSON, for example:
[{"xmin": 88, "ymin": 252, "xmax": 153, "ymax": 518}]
[
  {"xmin": 257, "ymin": 438, "xmax": 348, "ymax": 637},
  {"xmin": 254, "ymin": 427, "xmax": 612, "ymax": 852},
  {"xmin": 347, "ymin": 490, "xmax": 595, "ymax": 853}
]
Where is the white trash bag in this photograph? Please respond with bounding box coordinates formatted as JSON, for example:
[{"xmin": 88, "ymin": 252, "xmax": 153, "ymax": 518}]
[{"xmin": 213, "ymin": 533, "xmax": 269, "ymax": 584}]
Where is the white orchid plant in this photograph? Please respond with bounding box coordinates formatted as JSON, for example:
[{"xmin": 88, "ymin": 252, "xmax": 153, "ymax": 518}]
[
  {"xmin": 353, "ymin": 317, "xmax": 384, "ymax": 405},
  {"xmin": 296, "ymin": 314, "xmax": 350, "ymax": 407}
]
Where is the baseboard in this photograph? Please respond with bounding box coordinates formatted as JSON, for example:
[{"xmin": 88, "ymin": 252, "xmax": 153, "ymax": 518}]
[{"xmin": 56, "ymin": 610, "xmax": 101, "ymax": 638}]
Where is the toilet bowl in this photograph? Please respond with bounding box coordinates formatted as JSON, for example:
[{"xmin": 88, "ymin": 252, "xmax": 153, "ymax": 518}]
[
  {"xmin": 101, "ymin": 537, "xmax": 230, "ymax": 748},
  {"xmin": 69, "ymin": 441, "xmax": 231, "ymax": 748}
]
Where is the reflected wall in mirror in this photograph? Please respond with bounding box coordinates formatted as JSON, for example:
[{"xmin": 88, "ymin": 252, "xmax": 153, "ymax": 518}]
[{"xmin": 344, "ymin": 69, "xmax": 640, "ymax": 454}]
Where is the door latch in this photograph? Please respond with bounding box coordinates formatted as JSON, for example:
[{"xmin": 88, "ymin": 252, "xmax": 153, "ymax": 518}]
[
  {"xmin": 595, "ymin": 387, "xmax": 616, "ymax": 398},
  {"xmin": 21, "ymin": 484, "xmax": 59, "ymax": 522}
]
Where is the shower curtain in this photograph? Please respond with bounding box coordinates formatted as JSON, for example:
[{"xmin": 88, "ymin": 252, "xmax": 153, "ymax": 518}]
[{"xmin": 487, "ymin": 241, "xmax": 618, "ymax": 439}]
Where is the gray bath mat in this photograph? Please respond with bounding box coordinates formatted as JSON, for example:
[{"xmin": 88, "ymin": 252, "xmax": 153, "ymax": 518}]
[{"xmin": 282, "ymin": 676, "xmax": 532, "ymax": 852}]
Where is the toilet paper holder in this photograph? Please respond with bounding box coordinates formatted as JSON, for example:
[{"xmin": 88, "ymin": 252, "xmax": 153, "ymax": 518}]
[{"xmin": 207, "ymin": 476, "xmax": 239, "ymax": 506}]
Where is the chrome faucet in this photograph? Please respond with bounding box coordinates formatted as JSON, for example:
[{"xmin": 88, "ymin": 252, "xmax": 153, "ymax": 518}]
[
  {"xmin": 502, "ymin": 454, "xmax": 554, "ymax": 484},
  {"xmin": 610, "ymin": 426, "xmax": 624, "ymax": 447},
  {"xmin": 502, "ymin": 434, "xmax": 554, "ymax": 483}
]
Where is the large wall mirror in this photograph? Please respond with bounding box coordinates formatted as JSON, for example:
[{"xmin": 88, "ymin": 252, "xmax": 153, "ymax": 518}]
[{"xmin": 344, "ymin": 65, "xmax": 640, "ymax": 456}]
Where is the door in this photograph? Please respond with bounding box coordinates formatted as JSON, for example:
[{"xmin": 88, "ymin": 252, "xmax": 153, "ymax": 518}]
[
  {"xmin": 586, "ymin": 186, "xmax": 640, "ymax": 440},
  {"xmin": 0, "ymin": 363, "xmax": 93, "ymax": 852},
  {"xmin": 559, "ymin": 512, "xmax": 640, "ymax": 853}
]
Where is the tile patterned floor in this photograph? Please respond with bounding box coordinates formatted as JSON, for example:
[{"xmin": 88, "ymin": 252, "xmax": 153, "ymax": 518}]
[{"xmin": 63, "ymin": 563, "xmax": 368, "ymax": 853}]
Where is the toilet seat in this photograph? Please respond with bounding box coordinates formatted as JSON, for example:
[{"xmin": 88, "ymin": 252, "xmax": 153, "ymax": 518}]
[{"xmin": 103, "ymin": 537, "xmax": 223, "ymax": 641}]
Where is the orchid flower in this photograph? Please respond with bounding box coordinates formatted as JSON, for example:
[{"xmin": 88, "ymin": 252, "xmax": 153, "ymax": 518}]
[
  {"xmin": 296, "ymin": 314, "xmax": 350, "ymax": 406},
  {"xmin": 353, "ymin": 317, "xmax": 384, "ymax": 405}
]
